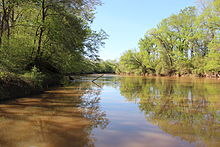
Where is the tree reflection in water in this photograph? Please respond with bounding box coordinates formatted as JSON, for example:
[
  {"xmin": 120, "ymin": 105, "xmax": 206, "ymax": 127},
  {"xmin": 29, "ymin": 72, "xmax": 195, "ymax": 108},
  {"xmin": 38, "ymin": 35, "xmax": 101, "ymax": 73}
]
[
  {"xmin": 119, "ymin": 77, "xmax": 220, "ymax": 147},
  {"xmin": 0, "ymin": 81, "xmax": 109, "ymax": 147},
  {"xmin": 0, "ymin": 75, "xmax": 219, "ymax": 147}
]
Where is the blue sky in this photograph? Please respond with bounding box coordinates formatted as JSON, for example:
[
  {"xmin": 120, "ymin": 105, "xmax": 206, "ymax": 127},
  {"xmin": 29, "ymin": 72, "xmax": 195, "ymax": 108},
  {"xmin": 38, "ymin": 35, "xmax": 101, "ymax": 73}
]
[{"xmin": 92, "ymin": 0, "xmax": 196, "ymax": 60}]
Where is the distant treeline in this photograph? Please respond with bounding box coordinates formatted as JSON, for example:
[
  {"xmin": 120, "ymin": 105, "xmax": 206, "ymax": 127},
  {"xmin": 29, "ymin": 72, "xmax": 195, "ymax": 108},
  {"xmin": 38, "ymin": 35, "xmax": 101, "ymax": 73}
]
[{"xmin": 116, "ymin": 0, "xmax": 220, "ymax": 77}]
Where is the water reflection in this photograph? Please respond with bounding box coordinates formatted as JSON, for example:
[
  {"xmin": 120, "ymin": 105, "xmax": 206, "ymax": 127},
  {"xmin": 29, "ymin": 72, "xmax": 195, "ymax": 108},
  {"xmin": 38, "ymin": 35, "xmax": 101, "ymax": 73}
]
[
  {"xmin": 0, "ymin": 75, "xmax": 219, "ymax": 147},
  {"xmin": 0, "ymin": 81, "xmax": 109, "ymax": 147},
  {"xmin": 118, "ymin": 77, "xmax": 220, "ymax": 147}
]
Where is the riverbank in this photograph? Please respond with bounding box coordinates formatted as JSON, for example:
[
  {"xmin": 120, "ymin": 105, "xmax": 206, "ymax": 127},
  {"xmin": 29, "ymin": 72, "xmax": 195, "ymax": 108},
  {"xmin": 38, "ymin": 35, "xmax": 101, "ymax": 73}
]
[
  {"xmin": 117, "ymin": 73, "xmax": 220, "ymax": 79},
  {"xmin": 0, "ymin": 71, "xmax": 61, "ymax": 101},
  {"xmin": 0, "ymin": 70, "xmax": 113, "ymax": 101}
]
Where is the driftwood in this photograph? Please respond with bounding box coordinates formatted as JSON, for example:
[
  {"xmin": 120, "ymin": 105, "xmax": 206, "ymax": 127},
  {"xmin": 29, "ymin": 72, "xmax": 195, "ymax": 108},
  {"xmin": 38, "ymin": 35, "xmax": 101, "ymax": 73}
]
[
  {"xmin": 92, "ymin": 81, "xmax": 102, "ymax": 88},
  {"xmin": 68, "ymin": 76, "xmax": 74, "ymax": 81},
  {"xmin": 91, "ymin": 74, "xmax": 104, "ymax": 88},
  {"xmin": 92, "ymin": 74, "xmax": 104, "ymax": 82}
]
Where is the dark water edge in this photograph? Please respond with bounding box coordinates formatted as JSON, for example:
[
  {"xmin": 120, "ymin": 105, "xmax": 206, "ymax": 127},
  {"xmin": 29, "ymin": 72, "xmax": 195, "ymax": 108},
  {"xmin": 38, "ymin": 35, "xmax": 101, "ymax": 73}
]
[
  {"xmin": 117, "ymin": 73, "xmax": 220, "ymax": 78},
  {"xmin": 0, "ymin": 74, "xmax": 61, "ymax": 101}
]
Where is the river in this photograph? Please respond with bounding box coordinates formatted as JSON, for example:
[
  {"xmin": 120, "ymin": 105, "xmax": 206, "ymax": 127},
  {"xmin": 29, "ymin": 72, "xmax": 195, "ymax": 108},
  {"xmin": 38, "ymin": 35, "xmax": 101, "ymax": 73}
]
[{"xmin": 0, "ymin": 75, "xmax": 219, "ymax": 147}]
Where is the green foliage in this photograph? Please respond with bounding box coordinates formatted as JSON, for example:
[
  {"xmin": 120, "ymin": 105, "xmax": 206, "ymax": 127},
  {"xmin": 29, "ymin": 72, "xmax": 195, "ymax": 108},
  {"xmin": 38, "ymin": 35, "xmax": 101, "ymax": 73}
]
[
  {"xmin": 91, "ymin": 60, "xmax": 117, "ymax": 73},
  {"xmin": 0, "ymin": 0, "xmax": 107, "ymax": 76},
  {"xmin": 117, "ymin": 0, "xmax": 220, "ymax": 77},
  {"xmin": 22, "ymin": 66, "xmax": 45, "ymax": 88},
  {"xmin": 205, "ymin": 38, "xmax": 220, "ymax": 72},
  {"xmin": 192, "ymin": 55, "xmax": 206, "ymax": 75}
]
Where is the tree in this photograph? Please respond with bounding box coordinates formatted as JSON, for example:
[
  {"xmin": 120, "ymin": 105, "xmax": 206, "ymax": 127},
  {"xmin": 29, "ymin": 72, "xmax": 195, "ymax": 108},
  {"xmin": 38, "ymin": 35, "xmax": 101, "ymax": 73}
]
[
  {"xmin": 0, "ymin": 0, "xmax": 107, "ymax": 75},
  {"xmin": 205, "ymin": 38, "xmax": 220, "ymax": 73},
  {"xmin": 117, "ymin": 1, "xmax": 220, "ymax": 77}
]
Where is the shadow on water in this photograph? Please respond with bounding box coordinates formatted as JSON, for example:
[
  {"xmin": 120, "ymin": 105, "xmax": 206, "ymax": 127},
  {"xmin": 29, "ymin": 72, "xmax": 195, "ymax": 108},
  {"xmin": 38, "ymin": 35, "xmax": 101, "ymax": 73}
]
[{"xmin": 0, "ymin": 81, "xmax": 109, "ymax": 147}]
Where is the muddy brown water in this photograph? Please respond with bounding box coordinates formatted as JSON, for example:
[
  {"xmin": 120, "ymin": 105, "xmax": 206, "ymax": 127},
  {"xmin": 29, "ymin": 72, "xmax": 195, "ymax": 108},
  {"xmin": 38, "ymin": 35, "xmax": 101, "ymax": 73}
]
[{"xmin": 0, "ymin": 75, "xmax": 219, "ymax": 147}]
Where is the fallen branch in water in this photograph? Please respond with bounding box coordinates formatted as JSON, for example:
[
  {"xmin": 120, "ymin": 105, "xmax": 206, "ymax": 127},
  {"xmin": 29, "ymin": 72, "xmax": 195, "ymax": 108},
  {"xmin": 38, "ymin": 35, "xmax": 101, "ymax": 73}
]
[
  {"xmin": 92, "ymin": 81, "xmax": 102, "ymax": 88},
  {"xmin": 92, "ymin": 74, "xmax": 104, "ymax": 82},
  {"xmin": 68, "ymin": 76, "xmax": 75, "ymax": 81}
]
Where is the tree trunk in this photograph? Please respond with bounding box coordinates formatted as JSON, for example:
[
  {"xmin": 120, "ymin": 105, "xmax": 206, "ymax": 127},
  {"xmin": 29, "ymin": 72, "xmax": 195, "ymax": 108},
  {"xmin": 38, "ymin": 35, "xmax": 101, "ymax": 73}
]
[{"xmin": 35, "ymin": 0, "xmax": 46, "ymax": 62}]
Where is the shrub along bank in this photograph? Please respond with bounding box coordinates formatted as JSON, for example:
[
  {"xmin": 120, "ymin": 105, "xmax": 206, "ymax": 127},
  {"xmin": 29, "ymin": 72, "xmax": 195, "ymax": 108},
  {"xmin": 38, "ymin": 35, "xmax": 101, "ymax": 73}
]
[{"xmin": 0, "ymin": 68, "xmax": 61, "ymax": 101}]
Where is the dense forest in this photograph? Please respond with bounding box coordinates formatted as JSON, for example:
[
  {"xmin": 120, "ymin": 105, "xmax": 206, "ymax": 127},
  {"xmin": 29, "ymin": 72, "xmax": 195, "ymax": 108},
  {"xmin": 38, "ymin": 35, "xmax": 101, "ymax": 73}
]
[
  {"xmin": 0, "ymin": 0, "xmax": 115, "ymax": 78},
  {"xmin": 116, "ymin": 0, "xmax": 220, "ymax": 77},
  {"xmin": 0, "ymin": 0, "xmax": 118, "ymax": 99}
]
